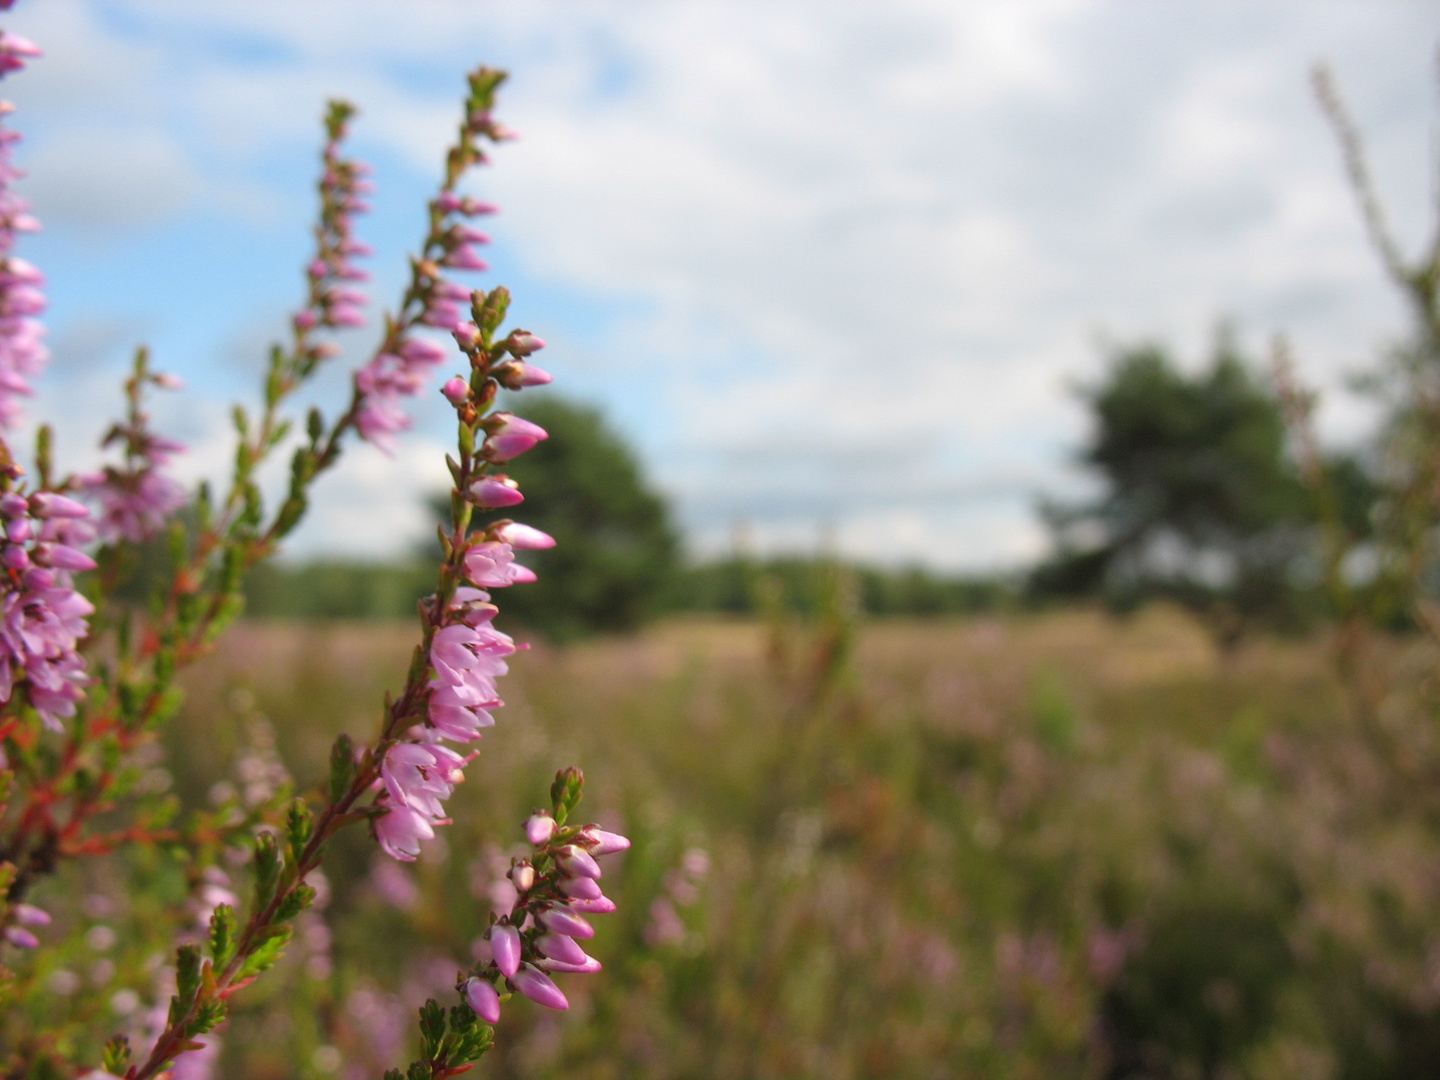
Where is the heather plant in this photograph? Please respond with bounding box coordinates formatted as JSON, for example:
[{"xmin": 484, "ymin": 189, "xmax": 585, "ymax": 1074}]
[{"xmin": 0, "ymin": 19, "xmax": 630, "ymax": 1080}]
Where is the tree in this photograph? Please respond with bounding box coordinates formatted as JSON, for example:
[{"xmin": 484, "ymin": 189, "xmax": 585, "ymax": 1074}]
[
  {"xmin": 1031, "ymin": 336, "xmax": 1326, "ymax": 644},
  {"xmin": 455, "ymin": 396, "xmax": 679, "ymax": 640}
]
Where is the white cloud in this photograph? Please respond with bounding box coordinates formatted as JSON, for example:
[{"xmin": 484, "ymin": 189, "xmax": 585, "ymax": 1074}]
[{"xmin": 3, "ymin": 0, "xmax": 1437, "ymax": 569}]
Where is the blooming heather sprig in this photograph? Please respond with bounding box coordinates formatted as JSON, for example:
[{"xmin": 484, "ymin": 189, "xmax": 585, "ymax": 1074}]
[
  {"xmin": 371, "ymin": 286, "xmax": 554, "ymax": 861},
  {"xmin": 0, "ymin": 29, "xmax": 46, "ymax": 431},
  {"xmin": 296, "ymin": 100, "xmax": 374, "ymax": 342},
  {"xmin": 458, "ymin": 770, "xmax": 629, "ymax": 1021},
  {"xmin": 353, "ymin": 70, "xmax": 512, "ymax": 453},
  {"xmin": 77, "ymin": 349, "xmax": 187, "ymax": 544},
  {"xmin": 0, "ymin": 489, "xmax": 96, "ymax": 731}
]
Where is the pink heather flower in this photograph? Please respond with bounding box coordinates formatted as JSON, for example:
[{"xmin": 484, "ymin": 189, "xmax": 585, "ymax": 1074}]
[
  {"xmin": 79, "ymin": 468, "xmax": 187, "ymax": 545},
  {"xmin": 511, "ymin": 963, "xmax": 568, "ymax": 1011},
  {"xmin": 0, "ymin": 33, "xmax": 40, "ymax": 77},
  {"xmin": 12, "ymin": 903, "xmax": 47, "ymax": 925},
  {"xmin": 29, "ymin": 492, "xmax": 87, "ymax": 519},
  {"xmin": 463, "ymin": 977, "xmax": 501, "ymax": 1024},
  {"xmin": 354, "ymin": 337, "xmax": 450, "ymax": 454},
  {"xmin": 536, "ymin": 933, "xmax": 591, "ymax": 967},
  {"xmin": 557, "ymin": 845, "xmax": 602, "ymax": 879},
  {"xmin": 560, "ymin": 876, "xmax": 603, "ymax": 901},
  {"xmin": 442, "ymin": 377, "xmax": 470, "ymax": 406},
  {"xmin": 538, "ymin": 955, "xmax": 603, "ymax": 975},
  {"xmin": 539, "ymin": 906, "xmax": 594, "ymax": 940},
  {"xmin": 494, "ymin": 362, "xmax": 552, "ymax": 391},
  {"xmin": 452, "ymin": 322, "xmax": 480, "ymax": 350},
  {"xmin": 0, "ymin": 496, "xmax": 95, "ymax": 731},
  {"xmin": 468, "ymin": 476, "xmax": 523, "ymax": 509},
  {"xmin": 508, "ymin": 333, "xmax": 545, "ymax": 357},
  {"xmin": 381, "ymin": 743, "xmax": 462, "ymax": 817},
  {"xmin": 567, "ymin": 895, "xmax": 618, "ymax": 915},
  {"xmin": 580, "ymin": 827, "xmax": 632, "ymax": 856},
  {"xmin": 374, "ymin": 800, "xmax": 438, "ymax": 862},
  {"xmin": 496, "ymin": 522, "xmax": 555, "ymax": 550},
  {"xmin": 525, "ymin": 812, "xmax": 557, "ymax": 846},
  {"xmin": 441, "ymin": 244, "xmax": 488, "ymax": 272},
  {"xmin": 491, "ymin": 922, "xmax": 521, "ymax": 978},
  {"xmin": 436, "ymin": 192, "xmax": 498, "ymax": 216},
  {"xmin": 463, "ymin": 540, "xmax": 536, "ymax": 589},
  {"xmin": 483, "ymin": 412, "xmax": 548, "ymax": 462},
  {"xmin": 3, "ymin": 925, "xmax": 38, "ymax": 948}
]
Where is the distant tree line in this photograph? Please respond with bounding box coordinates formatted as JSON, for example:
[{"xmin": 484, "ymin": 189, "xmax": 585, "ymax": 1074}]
[{"xmin": 245, "ymin": 348, "xmax": 1389, "ymax": 643}]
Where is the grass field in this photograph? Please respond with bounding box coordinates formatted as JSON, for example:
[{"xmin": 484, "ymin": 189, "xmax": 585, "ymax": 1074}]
[{"xmin": 153, "ymin": 608, "xmax": 1440, "ymax": 1079}]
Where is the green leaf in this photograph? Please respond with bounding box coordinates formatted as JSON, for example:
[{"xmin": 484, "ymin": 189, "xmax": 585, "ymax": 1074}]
[
  {"xmin": 329, "ymin": 733, "xmax": 356, "ymax": 804},
  {"xmin": 252, "ymin": 832, "xmax": 282, "ymax": 910},
  {"xmin": 275, "ymin": 883, "xmax": 316, "ymax": 923},
  {"xmin": 238, "ymin": 925, "xmax": 292, "ymax": 979},
  {"xmin": 208, "ymin": 904, "xmax": 236, "ymax": 968}
]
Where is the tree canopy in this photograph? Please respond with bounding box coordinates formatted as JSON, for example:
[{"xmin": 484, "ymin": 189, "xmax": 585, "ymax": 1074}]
[{"xmin": 1031, "ymin": 339, "xmax": 1329, "ymax": 642}]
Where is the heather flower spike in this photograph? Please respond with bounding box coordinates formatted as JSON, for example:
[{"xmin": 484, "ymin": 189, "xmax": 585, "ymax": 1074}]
[{"xmin": 0, "ymin": 45, "xmax": 622, "ymax": 1080}]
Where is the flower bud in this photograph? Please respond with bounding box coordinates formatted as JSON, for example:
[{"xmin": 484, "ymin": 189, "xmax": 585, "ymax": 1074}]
[
  {"xmin": 579, "ymin": 827, "xmax": 631, "ymax": 856},
  {"xmin": 512, "ymin": 963, "xmax": 568, "ymax": 1010},
  {"xmin": 13, "ymin": 903, "xmax": 49, "ymax": 926},
  {"xmin": 507, "ymin": 332, "xmax": 545, "ymax": 357},
  {"xmin": 510, "ymin": 863, "xmax": 536, "ymax": 893},
  {"xmin": 452, "ymin": 323, "xmax": 481, "ymax": 350},
  {"xmin": 493, "ymin": 362, "xmax": 553, "ymax": 391},
  {"xmin": 490, "ymin": 922, "xmax": 521, "ymax": 978},
  {"xmin": 495, "ymin": 522, "xmax": 555, "ymax": 550},
  {"xmin": 560, "ymin": 876, "xmax": 602, "ymax": 900},
  {"xmin": 30, "ymin": 493, "xmax": 90, "ymax": 519},
  {"xmin": 463, "ymin": 977, "xmax": 501, "ymax": 1024},
  {"xmin": 567, "ymin": 895, "xmax": 618, "ymax": 915},
  {"xmin": 442, "ymin": 377, "xmax": 470, "ymax": 406},
  {"xmin": 3, "ymin": 926, "xmax": 38, "ymax": 948},
  {"xmin": 468, "ymin": 476, "xmax": 524, "ymax": 509},
  {"xmin": 539, "ymin": 906, "xmax": 594, "ymax": 940},
  {"xmin": 536, "ymin": 933, "xmax": 589, "ymax": 966},
  {"xmin": 525, "ymin": 812, "xmax": 557, "ymax": 845},
  {"xmin": 557, "ymin": 845, "xmax": 602, "ymax": 880}
]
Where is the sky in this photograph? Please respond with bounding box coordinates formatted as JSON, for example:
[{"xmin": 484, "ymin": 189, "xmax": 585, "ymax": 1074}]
[{"xmin": 0, "ymin": 0, "xmax": 1436, "ymax": 571}]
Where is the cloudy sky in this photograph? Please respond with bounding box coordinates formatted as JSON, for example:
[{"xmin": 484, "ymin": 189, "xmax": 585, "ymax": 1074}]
[{"xmin": 1, "ymin": 1, "xmax": 1436, "ymax": 569}]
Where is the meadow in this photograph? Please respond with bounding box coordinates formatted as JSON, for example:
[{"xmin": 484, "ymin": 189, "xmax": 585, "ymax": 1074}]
[{"xmin": 131, "ymin": 604, "xmax": 1438, "ymax": 1080}]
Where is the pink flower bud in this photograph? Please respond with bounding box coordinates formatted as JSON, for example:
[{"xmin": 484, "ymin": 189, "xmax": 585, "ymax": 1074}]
[
  {"xmin": 31, "ymin": 493, "xmax": 90, "ymax": 520},
  {"xmin": 153, "ymin": 373, "xmax": 184, "ymax": 390},
  {"xmin": 538, "ymin": 955, "xmax": 603, "ymax": 974},
  {"xmin": 13, "ymin": 903, "xmax": 49, "ymax": 926},
  {"xmin": 510, "ymin": 863, "xmax": 536, "ymax": 893},
  {"xmin": 491, "ymin": 922, "xmax": 521, "ymax": 978},
  {"xmin": 580, "ymin": 827, "xmax": 631, "ymax": 856},
  {"xmin": 452, "ymin": 323, "xmax": 480, "ymax": 349},
  {"xmin": 496, "ymin": 522, "xmax": 555, "ymax": 550},
  {"xmin": 509, "ymin": 333, "xmax": 545, "ymax": 356},
  {"xmin": 0, "ymin": 493, "xmax": 26, "ymax": 517},
  {"xmin": 558, "ymin": 845, "xmax": 602, "ymax": 880},
  {"xmin": 539, "ymin": 906, "xmax": 594, "ymax": 940},
  {"xmin": 464, "ymin": 977, "xmax": 501, "ymax": 1024},
  {"xmin": 494, "ymin": 362, "xmax": 552, "ymax": 390},
  {"xmin": 398, "ymin": 337, "xmax": 448, "ymax": 365},
  {"xmin": 442, "ymin": 377, "xmax": 470, "ymax": 405},
  {"xmin": 512, "ymin": 963, "xmax": 568, "ymax": 1010},
  {"xmin": 567, "ymin": 895, "xmax": 618, "ymax": 914},
  {"xmin": 3, "ymin": 926, "xmax": 38, "ymax": 948},
  {"xmin": 469, "ymin": 476, "xmax": 524, "ymax": 509},
  {"xmin": 525, "ymin": 813, "xmax": 557, "ymax": 845},
  {"xmin": 560, "ymin": 876, "xmax": 602, "ymax": 900},
  {"xmin": 537, "ymin": 933, "xmax": 589, "ymax": 966}
]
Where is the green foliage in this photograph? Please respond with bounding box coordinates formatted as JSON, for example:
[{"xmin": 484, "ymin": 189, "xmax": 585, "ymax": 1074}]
[
  {"xmin": 470, "ymin": 396, "xmax": 680, "ymax": 640},
  {"xmin": 1032, "ymin": 336, "xmax": 1352, "ymax": 643}
]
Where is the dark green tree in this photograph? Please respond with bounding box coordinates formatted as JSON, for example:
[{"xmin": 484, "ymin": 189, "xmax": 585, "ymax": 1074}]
[
  {"xmin": 455, "ymin": 396, "xmax": 679, "ymax": 641},
  {"xmin": 1031, "ymin": 337, "xmax": 1335, "ymax": 644}
]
